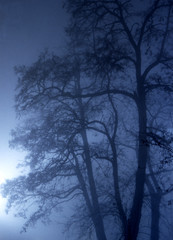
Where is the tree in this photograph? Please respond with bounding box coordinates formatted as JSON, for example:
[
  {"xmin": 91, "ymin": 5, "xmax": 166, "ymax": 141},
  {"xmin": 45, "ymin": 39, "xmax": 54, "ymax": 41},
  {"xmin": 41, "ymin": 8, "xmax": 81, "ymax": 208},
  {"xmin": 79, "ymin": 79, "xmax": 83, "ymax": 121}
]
[
  {"xmin": 3, "ymin": 52, "xmax": 112, "ymax": 240},
  {"xmin": 2, "ymin": 50, "xmax": 133, "ymax": 240},
  {"xmin": 64, "ymin": 0, "xmax": 173, "ymax": 239},
  {"xmin": 2, "ymin": 1, "xmax": 173, "ymax": 239},
  {"xmin": 146, "ymin": 125, "xmax": 173, "ymax": 240}
]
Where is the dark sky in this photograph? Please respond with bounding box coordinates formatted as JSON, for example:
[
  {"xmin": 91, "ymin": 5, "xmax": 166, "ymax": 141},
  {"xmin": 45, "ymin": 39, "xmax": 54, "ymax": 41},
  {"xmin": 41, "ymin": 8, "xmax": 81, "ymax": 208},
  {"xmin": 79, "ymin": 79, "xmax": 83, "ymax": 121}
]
[{"xmin": 0, "ymin": 0, "xmax": 68, "ymax": 239}]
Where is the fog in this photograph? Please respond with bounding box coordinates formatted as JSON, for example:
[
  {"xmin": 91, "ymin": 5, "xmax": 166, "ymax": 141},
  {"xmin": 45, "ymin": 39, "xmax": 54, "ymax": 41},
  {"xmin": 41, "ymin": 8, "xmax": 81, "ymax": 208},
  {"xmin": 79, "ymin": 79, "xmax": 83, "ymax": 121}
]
[
  {"xmin": 0, "ymin": 0, "xmax": 68, "ymax": 239},
  {"xmin": 0, "ymin": 1, "xmax": 173, "ymax": 240}
]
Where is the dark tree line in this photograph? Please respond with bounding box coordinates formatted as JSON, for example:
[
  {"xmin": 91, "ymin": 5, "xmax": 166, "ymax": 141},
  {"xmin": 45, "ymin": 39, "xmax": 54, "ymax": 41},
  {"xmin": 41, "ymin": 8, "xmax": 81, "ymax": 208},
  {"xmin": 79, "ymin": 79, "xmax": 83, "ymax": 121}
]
[{"xmin": 2, "ymin": 1, "xmax": 173, "ymax": 239}]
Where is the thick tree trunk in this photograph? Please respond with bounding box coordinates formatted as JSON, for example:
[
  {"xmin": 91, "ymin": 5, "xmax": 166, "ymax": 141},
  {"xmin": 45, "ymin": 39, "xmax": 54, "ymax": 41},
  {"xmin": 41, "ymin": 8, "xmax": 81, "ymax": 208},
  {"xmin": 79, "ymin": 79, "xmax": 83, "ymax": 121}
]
[
  {"xmin": 125, "ymin": 54, "xmax": 148, "ymax": 239},
  {"xmin": 129, "ymin": 103, "xmax": 147, "ymax": 239}
]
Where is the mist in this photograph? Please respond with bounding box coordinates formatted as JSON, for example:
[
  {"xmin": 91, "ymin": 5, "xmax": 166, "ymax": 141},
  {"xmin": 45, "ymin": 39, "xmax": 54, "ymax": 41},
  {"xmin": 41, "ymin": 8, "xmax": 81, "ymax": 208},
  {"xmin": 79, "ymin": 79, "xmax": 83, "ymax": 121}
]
[{"xmin": 0, "ymin": 1, "xmax": 173, "ymax": 240}]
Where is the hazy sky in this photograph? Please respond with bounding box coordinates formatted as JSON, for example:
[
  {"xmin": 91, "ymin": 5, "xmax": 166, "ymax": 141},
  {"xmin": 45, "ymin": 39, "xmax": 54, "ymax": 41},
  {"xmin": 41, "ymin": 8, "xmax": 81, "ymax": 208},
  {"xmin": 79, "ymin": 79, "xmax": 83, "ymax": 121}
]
[{"xmin": 0, "ymin": 0, "xmax": 68, "ymax": 239}]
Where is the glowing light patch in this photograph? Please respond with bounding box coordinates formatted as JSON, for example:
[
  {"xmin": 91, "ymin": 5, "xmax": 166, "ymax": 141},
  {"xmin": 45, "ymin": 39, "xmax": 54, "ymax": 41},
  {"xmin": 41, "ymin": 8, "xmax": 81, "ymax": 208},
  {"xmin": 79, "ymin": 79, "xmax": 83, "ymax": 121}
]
[
  {"xmin": 0, "ymin": 173, "xmax": 6, "ymax": 184},
  {"xmin": 0, "ymin": 176, "xmax": 7, "ymax": 208},
  {"xmin": 0, "ymin": 150, "xmax": 26, "ymax": 209}
]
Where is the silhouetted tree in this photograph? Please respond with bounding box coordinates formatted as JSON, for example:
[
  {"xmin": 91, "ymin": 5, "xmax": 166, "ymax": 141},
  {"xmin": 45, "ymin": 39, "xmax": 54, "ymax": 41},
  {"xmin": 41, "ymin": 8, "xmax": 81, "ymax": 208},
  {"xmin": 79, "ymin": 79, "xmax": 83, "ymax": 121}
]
[
  {"xmin": 3, "ymin": 52, "xmax": 112, "ymax": 240},
  {"xmin": 64, "ymin": 0, "xmax": 173, "ymax": 239},
  {"xmin": 2, "ymin": 1, "xmax": 173, "ymax": 240}
]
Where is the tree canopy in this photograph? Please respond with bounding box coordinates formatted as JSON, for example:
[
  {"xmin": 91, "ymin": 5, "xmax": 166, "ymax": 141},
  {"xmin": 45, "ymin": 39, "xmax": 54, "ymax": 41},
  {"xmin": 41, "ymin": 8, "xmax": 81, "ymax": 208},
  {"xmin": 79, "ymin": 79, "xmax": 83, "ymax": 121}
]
[{"xmin": 2, "ymin": 1, "xmax": 173, "ymax": 240}]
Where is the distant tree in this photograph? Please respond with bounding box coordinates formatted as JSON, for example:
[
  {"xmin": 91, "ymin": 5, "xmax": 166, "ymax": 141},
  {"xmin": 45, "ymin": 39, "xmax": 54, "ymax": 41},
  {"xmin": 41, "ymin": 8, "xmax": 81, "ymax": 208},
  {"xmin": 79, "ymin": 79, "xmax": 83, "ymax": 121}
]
[
  {"xmin": 2, "ymin": 52, "xmax": 112, "ymax": 240},
  {"xmin": 2, "ymin": 49, "xmax": 132, "ymax": 240}
]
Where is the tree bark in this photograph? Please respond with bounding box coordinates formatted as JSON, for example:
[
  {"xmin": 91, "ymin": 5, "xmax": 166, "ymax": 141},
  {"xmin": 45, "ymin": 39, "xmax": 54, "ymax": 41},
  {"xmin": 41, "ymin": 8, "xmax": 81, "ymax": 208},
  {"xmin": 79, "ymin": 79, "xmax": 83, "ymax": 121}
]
[
  {"xmin": 146, "ymin": 178, "xmax": 161, "ymax": 240},
  {"xmin": 147, "ymin": 154, "xmax": 162, "ymax": 240},
  {"xmin": 125, "ymin": 50, "xmax": 148, "ymax": 239},
  {"xmin": 150, "ymin": 193, "xmax": 161, "ymax": 240}
]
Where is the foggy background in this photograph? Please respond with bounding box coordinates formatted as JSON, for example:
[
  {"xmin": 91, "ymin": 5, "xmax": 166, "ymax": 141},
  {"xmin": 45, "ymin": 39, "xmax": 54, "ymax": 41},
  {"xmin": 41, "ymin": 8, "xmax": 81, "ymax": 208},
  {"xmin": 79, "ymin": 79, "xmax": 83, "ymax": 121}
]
[
  {"xmin": 0, "ymin": 0, "xmax": 68, "ymax": 239},
  {"xmin": 0, "ymin": 1, "xmax": 173, "ymax": 240}
]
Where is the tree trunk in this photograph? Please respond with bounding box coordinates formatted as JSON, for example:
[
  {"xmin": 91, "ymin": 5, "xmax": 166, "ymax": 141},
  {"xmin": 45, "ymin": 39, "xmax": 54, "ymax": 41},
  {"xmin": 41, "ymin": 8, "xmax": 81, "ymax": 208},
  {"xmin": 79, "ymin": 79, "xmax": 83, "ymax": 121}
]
[
  {"xmin": 146, "ymin": 177, "xmax": 161, "ymax": 240},
  {"xmin": 75, "ymin": 69, "xmax": 107, "ymax": 240},
  {"xmin": 147, "ymin": 155, "xmax": 162, "ymax": 240},
  {"xmin": 150, "ymin": 193, "xmax": 161, "ymax": 240},
  {"xmin": 125, "ymin": 56, "xmax": 148, "ymax": 239},
  {"xmin": 111, "ymin": 142, "xmax": 127, "ymax": 233},
  {"xmin": 81, "ymin": 127, "xmax": 107, "ymax": 240}
]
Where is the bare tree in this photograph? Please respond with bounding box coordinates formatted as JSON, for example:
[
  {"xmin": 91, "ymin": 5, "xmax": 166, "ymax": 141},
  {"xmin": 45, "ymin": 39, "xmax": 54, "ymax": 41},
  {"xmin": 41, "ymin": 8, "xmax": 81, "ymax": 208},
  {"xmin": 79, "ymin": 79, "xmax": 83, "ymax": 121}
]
[
  {"xmin": 2, "ymin": 52, "xmax": 110, "ymax": 240},
  {"xmin": 2, "ymin": 1, "xmax": 173, "ymax": 240},
  {"xmin": 64, "ymin": 0, "xmax": 173, "ymax": 239}
]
